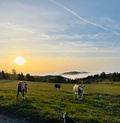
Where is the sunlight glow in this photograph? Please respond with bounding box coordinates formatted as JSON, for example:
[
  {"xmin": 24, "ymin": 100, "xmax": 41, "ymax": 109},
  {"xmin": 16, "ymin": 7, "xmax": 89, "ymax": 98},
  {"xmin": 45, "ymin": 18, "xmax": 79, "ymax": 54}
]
[{"xmin": 15, "ymin": 56, "xmax": 25, "ymax": 65}]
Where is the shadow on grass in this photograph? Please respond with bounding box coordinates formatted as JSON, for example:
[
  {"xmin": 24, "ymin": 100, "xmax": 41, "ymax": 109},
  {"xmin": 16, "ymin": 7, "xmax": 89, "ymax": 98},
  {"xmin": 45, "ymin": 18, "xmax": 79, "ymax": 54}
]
[
  {"xmin": 0, "ymin": 99, "xmax": 41, "ymax": 123},
  {"xmin": 0, "ymin": 98, "xmax": 63, "ymax": 123}
]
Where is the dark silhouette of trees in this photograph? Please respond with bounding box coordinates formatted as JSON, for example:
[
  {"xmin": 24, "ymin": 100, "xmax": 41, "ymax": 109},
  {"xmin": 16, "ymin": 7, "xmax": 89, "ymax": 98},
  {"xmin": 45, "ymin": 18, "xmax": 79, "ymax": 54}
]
[
  {"xmin": 109, "ymin": 72, "xmax": 120, "ymax": 81},
  {"xmin": 25, "ymin": 74, "xmax": 31, "ymax": 81},
  {"xmin": 0, "ymin": 70, "xmax": 5, "ymax": 79},
  {"xmin": 17, "ymin": 72, "xmax": 24, "ymax": 80},
  {"xmin": 0, "ymin": 70, "xmax": 120, "ymax": 83},
  {"xmin": 10, "ymin": 69, "xmax": 17, "ymax": 80},
  {"xmin": 100, "ymin": 72, "xmax": 107, "ymax": 79},
  {"xmin": 25, "ymin": 74, "xmax": 35, "ymax": 81},
  {"xmin": 0, "ymin": 70, "xmax": 10, "ymax": 79}
]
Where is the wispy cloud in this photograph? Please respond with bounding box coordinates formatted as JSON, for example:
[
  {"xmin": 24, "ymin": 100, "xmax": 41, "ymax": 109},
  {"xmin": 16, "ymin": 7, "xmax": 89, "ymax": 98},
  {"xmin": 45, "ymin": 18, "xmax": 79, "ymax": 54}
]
[
  {"xmin": 0, "ymin": 22, "xmax": 34, "ymax": 42},
  {"xmin": 50, "ymin": 0, "xmax": 120, "ymax": 36},
  {"xmin": 0, "ymin": 22, "xmax": 34, "ymax": 33}
]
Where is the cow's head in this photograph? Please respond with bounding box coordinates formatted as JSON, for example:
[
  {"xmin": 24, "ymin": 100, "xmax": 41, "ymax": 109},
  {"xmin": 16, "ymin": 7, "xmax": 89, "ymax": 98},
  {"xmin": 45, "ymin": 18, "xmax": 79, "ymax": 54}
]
[
  {"xmin": 62, "ymin": 112, "xmax": 68, "ymax": 118},
  {"xmin": 79, "ymin": 84, "xmax": 85, "ymax": 89},
  {"xmin": 62, "ymin": 112, "xmax": 68, "ymax": 123},
  {"xmin": 62, "ymin": 112, "xmax": 79, "ymax": 123}
]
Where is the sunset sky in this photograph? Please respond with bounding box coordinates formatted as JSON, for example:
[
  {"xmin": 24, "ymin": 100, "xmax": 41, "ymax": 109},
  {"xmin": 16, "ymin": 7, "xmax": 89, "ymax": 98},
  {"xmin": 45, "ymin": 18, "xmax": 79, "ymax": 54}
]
[{"xmin": 0, "ymin": 0, "xmax": 120, "ymax": 76}]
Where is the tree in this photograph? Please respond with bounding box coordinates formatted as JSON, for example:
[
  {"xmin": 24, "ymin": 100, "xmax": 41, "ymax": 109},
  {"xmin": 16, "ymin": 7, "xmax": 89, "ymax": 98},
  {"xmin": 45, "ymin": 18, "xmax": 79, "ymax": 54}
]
[
  {"xmin": 100, "ymin": 72, "xmax": 106, "ymax": 79},
  {"xmin": 17, "ymin": 72, "xmax": 24, "ymax": 80},
  {"xmin": 10, "ymin": 69, "xmax": 17, "ymax": 80},
  {"xmin": 25, "ymin": 74, "xmax": 35, "ymax": 81}
]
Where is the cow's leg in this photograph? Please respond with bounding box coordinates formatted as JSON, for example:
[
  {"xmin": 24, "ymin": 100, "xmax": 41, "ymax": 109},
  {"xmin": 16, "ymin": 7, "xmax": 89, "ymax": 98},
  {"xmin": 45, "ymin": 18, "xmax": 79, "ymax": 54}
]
[
  {"xmin": 81, "ymin": 91, "xmax": 84, "ymax": 99},
  {"xmin": 25, "ymin": 87, "xmax": 27, "ymax": 98},
  {"xmin": 16, "ymin": 90, "xmax": 19, "ymax": 97},
  {"xmin": 25, "ymin": 90, "xmax": 27, "ymax": 98},
  {"xmin": 80, "ymin": 96, "xmax": 82, "ymax": 99},
  {"xmin": 81, "ymin": 93, "xmax": 83, "ymax": 98},
  {"xmin": 79, "ymin": 93, "xmax": 83, "ymax": 100},
  {"xmin": 21, "ymin": 90, "xmax": 25, "ymax": 99},
  {"xmin": 77, "ymin": 94, "xmax": 80, "ymax": 100}
]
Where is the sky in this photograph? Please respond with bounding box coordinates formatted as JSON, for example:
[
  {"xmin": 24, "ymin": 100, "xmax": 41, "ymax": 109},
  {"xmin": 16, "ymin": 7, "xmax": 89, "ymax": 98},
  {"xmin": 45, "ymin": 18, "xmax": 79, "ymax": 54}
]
[{"xmin": 0, "ymin": 0, "xmax": 120, "ymax": 76}]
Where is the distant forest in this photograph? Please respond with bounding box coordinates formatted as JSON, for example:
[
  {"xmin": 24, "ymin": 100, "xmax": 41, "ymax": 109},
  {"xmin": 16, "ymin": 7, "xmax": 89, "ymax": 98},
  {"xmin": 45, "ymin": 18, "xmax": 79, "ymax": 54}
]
[{"xmin": 0, "ymin": 69, "xmax": 120, "ymax": 84}]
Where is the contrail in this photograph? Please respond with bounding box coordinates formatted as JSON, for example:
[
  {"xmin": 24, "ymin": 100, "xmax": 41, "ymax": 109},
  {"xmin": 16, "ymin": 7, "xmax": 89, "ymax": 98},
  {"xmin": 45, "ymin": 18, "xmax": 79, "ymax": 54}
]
[{"xmin": 50, "ymin": 0, "xmax": 119, "ymax": 36}]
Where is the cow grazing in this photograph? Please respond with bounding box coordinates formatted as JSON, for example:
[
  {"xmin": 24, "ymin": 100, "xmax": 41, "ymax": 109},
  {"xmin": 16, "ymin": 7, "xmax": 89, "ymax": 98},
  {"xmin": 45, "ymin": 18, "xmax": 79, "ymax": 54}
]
[
  {"xmin": 16, "ymin": 81, "xmax": 27, "ymax": 99},
  {"xmin": 73, "ymin": 84, "xmax": 85, "ymax": 100},
  {"xmin": 62, "ymin": 112, "xmax": 79, "ymax": 123},
  {"xmin": 54, "ymin": 84, "xmax": 61, "ymax": 89}
]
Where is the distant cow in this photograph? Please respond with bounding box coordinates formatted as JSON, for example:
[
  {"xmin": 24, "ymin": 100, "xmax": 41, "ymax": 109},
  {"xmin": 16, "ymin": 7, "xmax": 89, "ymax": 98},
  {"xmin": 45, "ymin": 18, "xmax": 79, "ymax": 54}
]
[
  {"xmin": 73, "ymin": 84, "xmax": 85, "ymax": 100},
  {"xmin": 62, "ymin": 112, "xmax": 79, "ymax": 123},
  {"xmin": 54, "ymin": 84, "xmax": 61, "ymax": 89},
  {"xmin": 16, "ymin": 81, "xmax": 27, "ymax": 99}
]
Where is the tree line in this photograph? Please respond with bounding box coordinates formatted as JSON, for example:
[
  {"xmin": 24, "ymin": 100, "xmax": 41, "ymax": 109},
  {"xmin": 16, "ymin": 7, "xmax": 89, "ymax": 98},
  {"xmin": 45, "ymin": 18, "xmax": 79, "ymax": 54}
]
[
  {"xmin": 0, "ymin": 69, "xmax": 66, "ymax": 83},
  {"xmin": 0, "ymin": 69, "xmax": 120, "ymax": 83}
]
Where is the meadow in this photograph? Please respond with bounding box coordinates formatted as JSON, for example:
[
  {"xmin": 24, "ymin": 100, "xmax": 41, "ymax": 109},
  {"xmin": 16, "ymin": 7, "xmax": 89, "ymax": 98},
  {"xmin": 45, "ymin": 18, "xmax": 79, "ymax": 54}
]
[{"xmin": 0, "ymin": 80, "xmax": 120, "ymax": 123}]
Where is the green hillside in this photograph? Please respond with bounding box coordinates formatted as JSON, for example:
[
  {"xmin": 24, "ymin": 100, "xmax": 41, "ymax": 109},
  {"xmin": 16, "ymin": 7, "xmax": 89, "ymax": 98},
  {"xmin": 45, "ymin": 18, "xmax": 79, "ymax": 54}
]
[{"xmin": 0, "ymin": 80, "xmax": 120, "ymax": 123}]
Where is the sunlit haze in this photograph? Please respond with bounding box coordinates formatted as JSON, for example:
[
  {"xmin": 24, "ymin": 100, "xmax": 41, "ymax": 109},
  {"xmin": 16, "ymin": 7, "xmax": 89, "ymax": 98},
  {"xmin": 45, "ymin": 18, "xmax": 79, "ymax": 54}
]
[
  {"xmin": 15, "ymin": 56, "xmax": 25, "ymax": 65},
  {"xmin": 0, "ymin": 0, "xmax": 120, "ymax": 77}
]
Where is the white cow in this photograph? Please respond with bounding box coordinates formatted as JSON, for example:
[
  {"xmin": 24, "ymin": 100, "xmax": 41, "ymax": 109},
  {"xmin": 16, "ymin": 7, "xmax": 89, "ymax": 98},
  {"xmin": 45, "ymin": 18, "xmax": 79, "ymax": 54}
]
[{"xmin": 73, "ymin": 84, "xmax": 85, "ymax": 100}]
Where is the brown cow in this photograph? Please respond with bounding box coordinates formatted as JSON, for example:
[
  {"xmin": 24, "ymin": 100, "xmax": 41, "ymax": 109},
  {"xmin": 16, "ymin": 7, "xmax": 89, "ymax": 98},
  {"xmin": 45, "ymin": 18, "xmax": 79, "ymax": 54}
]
[{"xmin": 16, "ymin": 81, "xmax": 27, "ymax": 99}]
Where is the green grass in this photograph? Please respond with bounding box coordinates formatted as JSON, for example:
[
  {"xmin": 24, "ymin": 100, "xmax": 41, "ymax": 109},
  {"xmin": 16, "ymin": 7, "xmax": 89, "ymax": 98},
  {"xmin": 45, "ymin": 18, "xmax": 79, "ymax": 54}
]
[{"xmin": 0, "ymin": 80, "xmax": 120, "ymax": 123}]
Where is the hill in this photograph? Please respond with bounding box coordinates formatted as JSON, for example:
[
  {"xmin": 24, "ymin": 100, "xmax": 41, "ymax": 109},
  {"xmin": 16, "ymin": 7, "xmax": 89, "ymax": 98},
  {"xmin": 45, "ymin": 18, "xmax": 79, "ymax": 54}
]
[{"xmin": 61, "ymin": 71, "xmax": 89, "ymax": 75}]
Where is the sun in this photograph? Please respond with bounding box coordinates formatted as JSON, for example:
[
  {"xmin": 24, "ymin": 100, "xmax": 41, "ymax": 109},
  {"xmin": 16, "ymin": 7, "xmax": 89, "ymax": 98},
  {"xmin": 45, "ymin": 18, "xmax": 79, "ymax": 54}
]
[{"xmin": 15, "ymin": 56, "xmax": 25, "ymax": 65}]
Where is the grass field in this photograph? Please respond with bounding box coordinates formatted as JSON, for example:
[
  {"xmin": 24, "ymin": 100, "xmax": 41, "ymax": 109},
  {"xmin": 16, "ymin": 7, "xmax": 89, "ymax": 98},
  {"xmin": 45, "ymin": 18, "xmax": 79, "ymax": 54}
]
[{"xmin": 0, "ymin": 80, "xmax": 120, "ymax": 123}]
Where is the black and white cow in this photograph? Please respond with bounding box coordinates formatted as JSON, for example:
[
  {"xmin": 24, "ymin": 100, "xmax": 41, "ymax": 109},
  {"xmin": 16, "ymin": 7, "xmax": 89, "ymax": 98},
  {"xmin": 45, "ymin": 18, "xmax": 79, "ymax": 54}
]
[
  {"xmin": 73, "ymin": 84, "xmax": 85, "ymax": 100},
  {"xmin": 54, "ymin": 84, "xmax": 61, "ymax": 89},
  {"xmin": 16, "ymin": 81, "xmax": 27, "ymax": 99},
  {"xmin": 62, "ymin": 112, "xmax": 79, "ymax": 123}
]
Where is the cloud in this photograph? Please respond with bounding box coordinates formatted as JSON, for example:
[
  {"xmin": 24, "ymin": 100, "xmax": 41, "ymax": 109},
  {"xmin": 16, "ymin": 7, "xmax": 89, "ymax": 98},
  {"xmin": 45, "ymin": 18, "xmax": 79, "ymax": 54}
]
[
  {"xmin": 0, "ymin": 22, "xmax": 34, "ymax": 33},
  {"xmin": 49, "ymin": 27, "xmax": 65, "ymax": 33},
  {"xmin": 0, "ymin": 22, "xmax": 34, "ymax": 42},
  {"xmin": 50, "ymin": 0, "xmax": 120, "ymax": 36}
]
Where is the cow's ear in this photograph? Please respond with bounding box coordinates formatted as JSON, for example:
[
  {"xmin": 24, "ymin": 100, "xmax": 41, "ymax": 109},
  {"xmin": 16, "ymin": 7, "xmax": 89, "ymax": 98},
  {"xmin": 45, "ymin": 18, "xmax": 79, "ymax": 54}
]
[
  {"xmin": 66, "ymin": 112, "xmax": 68, "ymax": 115},
  {"xmin": 62, "ymin": 113, "xmax": 64, "ymax": 115}
]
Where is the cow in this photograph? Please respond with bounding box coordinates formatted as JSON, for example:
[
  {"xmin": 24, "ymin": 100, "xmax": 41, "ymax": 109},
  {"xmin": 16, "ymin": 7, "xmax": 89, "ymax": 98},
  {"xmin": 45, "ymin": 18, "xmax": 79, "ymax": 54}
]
[
  {"xmin": 54, "ymin": 84, "xmax": 61, "ymax": 89},
  {"xmin": 73, "ymin": 84, "xmax": 85, "ymax": 100},
  {"xmin": 62, "ymin": 112, "xmax": 79, "ymax": 123},
  {"xmin": 16, "ymin": 81, "xmax": 27, "ymax": 99}
]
